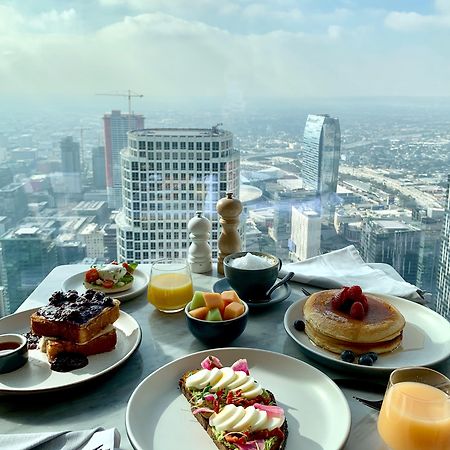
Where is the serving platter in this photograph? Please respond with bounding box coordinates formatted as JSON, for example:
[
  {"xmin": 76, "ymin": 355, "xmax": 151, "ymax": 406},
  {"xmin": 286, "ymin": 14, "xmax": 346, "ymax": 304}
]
[
  {"xmin": 126, "ymin": 347, "xmax": 351, "ymax": 450},
  {"xmin": 62, "ymin": 268, "xmax": 149, "ymax": 302},
  {"xmin": 284, "ymin": 294, "xmax": 450, "ymax": 374},
  {"xmin": 0, "ymin": 308, "xmax": 141, "ymax": 394}
]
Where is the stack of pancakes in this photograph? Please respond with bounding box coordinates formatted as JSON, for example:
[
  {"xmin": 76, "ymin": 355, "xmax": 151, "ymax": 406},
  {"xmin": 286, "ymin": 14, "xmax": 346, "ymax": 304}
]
[{"xmin": 303, "ymin": 289, "xmax": 405, "ymax": 355}]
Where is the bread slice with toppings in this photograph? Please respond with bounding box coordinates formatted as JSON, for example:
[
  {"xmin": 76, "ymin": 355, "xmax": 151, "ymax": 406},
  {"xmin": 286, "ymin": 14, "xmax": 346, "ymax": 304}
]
[{"xmin": 179, "ymin": 356, "xmax": 288, "ymax": 450}]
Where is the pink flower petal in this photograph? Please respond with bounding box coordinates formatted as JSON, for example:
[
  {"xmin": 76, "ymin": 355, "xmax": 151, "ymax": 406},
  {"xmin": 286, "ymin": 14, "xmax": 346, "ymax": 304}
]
[
  {"xmin": 201, "ymin": 356, "xmax": 223, "ymax": 370},
  {"xmin": 253, "ymin": 403, "xmax": 285, "ymax": 418},
  {"xmin": 231, "ymin": 358, "xmax": 249, "ymax": 375}
]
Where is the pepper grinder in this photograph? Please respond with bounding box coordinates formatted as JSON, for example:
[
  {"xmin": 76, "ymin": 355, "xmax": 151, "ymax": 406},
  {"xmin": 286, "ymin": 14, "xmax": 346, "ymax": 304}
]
[
  {"xmin": 216, "ymin": 192, "xmax": 242, "ymax": 275},
  {"xmin": 187, "ymin": 211, "xmax": 212, "ymax": 273}
]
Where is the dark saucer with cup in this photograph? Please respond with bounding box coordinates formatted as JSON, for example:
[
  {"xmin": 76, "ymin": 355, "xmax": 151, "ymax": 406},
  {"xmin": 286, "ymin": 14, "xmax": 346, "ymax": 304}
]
[{"xmin": 213, "ymin": 251, "xmax": 293, "ymax": 307}]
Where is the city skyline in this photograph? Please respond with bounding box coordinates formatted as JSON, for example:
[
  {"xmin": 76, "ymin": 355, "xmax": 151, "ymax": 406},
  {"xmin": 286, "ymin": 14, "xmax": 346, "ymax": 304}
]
[{"xmin": 2, "ymin": 1, "xmax": 450, "ymax": 103}]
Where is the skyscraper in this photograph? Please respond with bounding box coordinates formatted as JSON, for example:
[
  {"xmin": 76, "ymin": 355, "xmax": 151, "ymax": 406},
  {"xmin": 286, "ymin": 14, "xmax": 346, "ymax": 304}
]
[
  {"xmin": 435, "ymin": 175, "xmax": 450, "ymax": 319},
  {"xmin": 115, "ymin": 127, "xmax": 240, "ymax": 262},
  {"xmin": 0, "ymin": 225, "xmax": 58, "ymax": 314},
  {"xmin": 289, "ymin": 208, "xmax": 321, "ymax": 261},
  {"xmin": 301, "ymin": 114, "xmax": 341, "ymax": 216},
  {"xmin": 103, "ymin": 110, "xmax": 144, "ymax": 209},
  {"xmin": 60, "ymin": 136, "xmax": 82, "ymax": 194},
  {"xmin": 92, "ymin": 145, "xmax": 106, "ymax": 189}
]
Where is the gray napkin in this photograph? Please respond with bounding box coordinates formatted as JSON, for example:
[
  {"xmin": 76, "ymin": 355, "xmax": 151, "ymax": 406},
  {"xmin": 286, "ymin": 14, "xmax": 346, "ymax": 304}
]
[{"xmin": 0, "ymin": 427, "xmax": 120, "ymax": 450}]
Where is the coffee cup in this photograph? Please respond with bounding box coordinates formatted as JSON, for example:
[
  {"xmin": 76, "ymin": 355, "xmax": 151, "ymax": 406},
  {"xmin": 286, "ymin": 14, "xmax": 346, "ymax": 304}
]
[{"xmin": 223, "ymin": 252, "xmax": 282, "ymax": 301}]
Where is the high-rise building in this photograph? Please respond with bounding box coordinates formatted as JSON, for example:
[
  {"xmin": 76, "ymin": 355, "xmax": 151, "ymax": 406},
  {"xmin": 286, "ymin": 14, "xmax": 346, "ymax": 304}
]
[
  {"xmin": 92, "ymin": 146, "xmax": 106, "ymax": 189},
  {"xmin": 289, "ymin": 208, "xmax": 321, "ymax": 261},
  {"xmin": 301, "ymin": 114, "xmax": 341, "ymax": 216},
  {"xmin": 0, "ymin": 182, "xmax": 29, "ymax": 227},
  {"xmin": 0, "ymin": 225, "xmax": 58, "ymax": 314},
  {"xmin": 103, "ymin": 110, "xmax": 145, "ymax": 209},
  {"xmin": 116, "ymin": 127, "xmax": 240, "ymax": 262},
  {"xmin": 60, "ymin": 136, "xmax": 82, "ymax": 195},
  {"xmin": 435, "ymin": 175, "xmax": 450, "ymax": 319},
  {"xmin": 80, "ymin": 223, "xmax": 105, "ymax": 260},
  {"xmin": 360, "ymin": 219, "xmax": 421, "ymax": 285}
]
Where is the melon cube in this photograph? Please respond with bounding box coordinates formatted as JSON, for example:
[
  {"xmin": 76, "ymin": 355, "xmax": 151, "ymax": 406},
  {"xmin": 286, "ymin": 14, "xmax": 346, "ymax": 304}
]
[
  {"xmin": 205, "ymin": 307, "xmax": 222, "ymax": 321},
  {"xmin": 223, "ymin": 302, "xmax": 245, "ymax": 320},
  {"xmin": 221, "ymin": 290, "xmax": 241, "ymax": 305},
  {"xmin": 189, "ymin": 306, "xmax": 209, "ymax": 320},
  {"xmin": 203, "ymin": 292, "xmax": 224, "ymax": 311},
  {"xmin": 190, "ymin": 291, "xmax": 206, "ymax": 310}
]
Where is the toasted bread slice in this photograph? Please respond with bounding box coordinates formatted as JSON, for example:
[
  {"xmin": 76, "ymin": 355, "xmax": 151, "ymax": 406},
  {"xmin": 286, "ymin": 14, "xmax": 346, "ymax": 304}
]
[
  {"xmin": 42, "ymin": 327, "xmax": 117, "ymax": 362},
  {"xmin": 31, "ymin": 290, "xmax": 120, "ymax": 344},
  {"xmin": 179, "ymin": 369, "xmax": 288, "ymax": 450}
]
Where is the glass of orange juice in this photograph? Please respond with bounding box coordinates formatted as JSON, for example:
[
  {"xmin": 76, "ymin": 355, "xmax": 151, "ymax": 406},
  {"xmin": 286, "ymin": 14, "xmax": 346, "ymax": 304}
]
[
  {"xmin": 148, "ymin": 259, "xmax": 194, "ymax": 313},
  {"xmin": 377, "ymin": 367, "xmax": 450, "ymax": 450}
]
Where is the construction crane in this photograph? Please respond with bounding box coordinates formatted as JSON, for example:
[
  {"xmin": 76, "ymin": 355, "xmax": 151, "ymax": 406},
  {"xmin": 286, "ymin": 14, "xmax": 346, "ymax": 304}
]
[{"xmin": 95, "ymin": 89, "xmax": 144, "ymax": 130}]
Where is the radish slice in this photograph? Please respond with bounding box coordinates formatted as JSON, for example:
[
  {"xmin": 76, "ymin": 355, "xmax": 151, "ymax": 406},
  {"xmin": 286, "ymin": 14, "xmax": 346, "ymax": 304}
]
[
  {"xmin": 235, "ymin": 439, "xmax": 265, "ymax": 450},
  {"xmin": 253, "ymin": 403, "xmax": 285, "ymax": 418},
  {"xmin": 192, "ymin": 407, "xmax": 215, "ymax": 415},
  {"xmin": 231, "ymin": 358, "xmax": 249, "ymax": 375},
  {"xmin": 201, "ymin": 356, "xmax": 223, "ymax": 370},
  {"xmin": 204, "ymin": 394, "xmax": 216, "ymax": 402}
]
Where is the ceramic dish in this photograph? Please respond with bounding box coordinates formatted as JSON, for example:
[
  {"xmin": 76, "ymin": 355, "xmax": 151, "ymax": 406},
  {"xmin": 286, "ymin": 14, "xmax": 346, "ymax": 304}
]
[
  {"xmin": 62, "ymin": 268, "xmax": 149, "ymax": 302},
  {"xmin": 126, "ymin": 347, "xmax": 351, "ymax": 450},
  {"xmin": 0, "ymin": 308, "xmax": 141, "ymax": 393},
  {"xmin": 213, "ymin": 278, "xmax": 291, "ymax": 308},
  {"xmin": 284, "ymin": 294, "xmax": 450, "ymax": 374}
]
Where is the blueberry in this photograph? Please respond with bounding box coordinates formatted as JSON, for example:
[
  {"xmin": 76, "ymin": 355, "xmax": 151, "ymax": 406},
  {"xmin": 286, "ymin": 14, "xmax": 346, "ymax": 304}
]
[
  {"xmin": 364, "ymin": 352, "xmax": 378, "ymax": 362},
  {"xmin": 293, "ymin": 320, "xmax": 305, "ymax": 331},
  {"xmin": 340, "ymin": 350, "xmax": 356, "ymax": 363},
  {"xmin": 358, "ymin": 354, "xmax": 374, "ymax": 366}
]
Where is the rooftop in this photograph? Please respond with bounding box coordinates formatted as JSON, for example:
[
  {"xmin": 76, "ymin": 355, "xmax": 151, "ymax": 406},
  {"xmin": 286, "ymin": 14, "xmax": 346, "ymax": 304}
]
[{"xmin": 129, "ymin": 127, "xmax": 231, "ymax": 138}]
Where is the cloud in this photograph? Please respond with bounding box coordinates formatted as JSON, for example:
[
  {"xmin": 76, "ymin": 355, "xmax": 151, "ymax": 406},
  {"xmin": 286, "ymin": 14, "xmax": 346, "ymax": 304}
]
[
  {"xmin": 384, "ymin": 11, "xmax": 450, "ymax": 30},
  {"xmin": 30, "ymin": 8, "xmax": 77, "ymax": 31}
]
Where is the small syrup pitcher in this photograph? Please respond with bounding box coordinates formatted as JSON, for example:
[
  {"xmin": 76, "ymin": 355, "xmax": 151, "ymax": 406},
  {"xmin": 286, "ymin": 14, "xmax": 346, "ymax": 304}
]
[
  {"xmin": 187, "ymin": 211, "xmax": 212, "ymax": 273},
  {"xmin": 216, "ymin": 193, "xmax": 242, "ymax": 275}
]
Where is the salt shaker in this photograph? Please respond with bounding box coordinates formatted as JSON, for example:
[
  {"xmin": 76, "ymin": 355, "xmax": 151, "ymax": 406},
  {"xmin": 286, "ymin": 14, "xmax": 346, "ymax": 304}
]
[
  {"xmin": 187, "ymin": 211, "xmax": 212, "ymax": 273},
  {"xmin": 216, "ymin": 192, "xmax": 242, "ymax": 275}
]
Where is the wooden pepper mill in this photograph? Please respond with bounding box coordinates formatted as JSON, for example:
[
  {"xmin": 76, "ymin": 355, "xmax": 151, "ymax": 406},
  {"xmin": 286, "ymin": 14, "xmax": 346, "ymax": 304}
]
[
  {"xmin": 216, "ymin": 192, "xmax": 243, "ymax": 275},
  {"xmin": 187, "ymin": 211, "xmax": 212, "ymax": 273}
]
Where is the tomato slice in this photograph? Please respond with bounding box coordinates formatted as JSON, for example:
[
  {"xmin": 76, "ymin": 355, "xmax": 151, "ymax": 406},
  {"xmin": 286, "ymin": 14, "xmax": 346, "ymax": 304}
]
[
  {"xmin": 102, "ymin": 280, "xmax": 115, "ymax": 289},
  {"xmin": 85, "ymin": 268, "xmax": 100, "ymax": 283}
]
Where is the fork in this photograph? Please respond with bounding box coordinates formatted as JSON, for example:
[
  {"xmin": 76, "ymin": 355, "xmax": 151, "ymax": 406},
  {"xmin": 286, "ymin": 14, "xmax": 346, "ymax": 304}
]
[{"xmin": 353, "ymin": 396, "xmax": 383, "ymax": 411}]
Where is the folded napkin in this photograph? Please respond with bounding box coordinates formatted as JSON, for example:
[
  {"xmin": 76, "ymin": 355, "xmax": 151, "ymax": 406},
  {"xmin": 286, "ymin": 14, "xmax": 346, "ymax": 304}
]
[
  {"xmin": 0, "ymin": 427, "xmax": 120, "ymax": 450},
  {"xmin": 279, "ymin": 245, "xmax": 426, "ymax": 303}
]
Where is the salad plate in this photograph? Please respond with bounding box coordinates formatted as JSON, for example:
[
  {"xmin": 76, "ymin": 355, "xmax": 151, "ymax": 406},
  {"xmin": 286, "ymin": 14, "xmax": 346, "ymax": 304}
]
[
  {"xmin": 284, "ymin": 294, "xmax": 450, "ymax": 374},
  {"xmin": 0, "ymin": 308, "xmax": 141, "ymax": 394},
  {"xmin": 62, "ymin": 268, "xmax": 149, "ymax": 302},
  {"xmin": 126, "ymin": 347, "xmax": 351, "ymax": 450}
]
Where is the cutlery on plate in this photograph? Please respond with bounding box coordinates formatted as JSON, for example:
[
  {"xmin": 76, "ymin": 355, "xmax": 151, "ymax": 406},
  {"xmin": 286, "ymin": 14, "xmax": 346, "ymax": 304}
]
[{"xmin": 353, "ymin": 396, "xmax": 383, "ymax": 411}]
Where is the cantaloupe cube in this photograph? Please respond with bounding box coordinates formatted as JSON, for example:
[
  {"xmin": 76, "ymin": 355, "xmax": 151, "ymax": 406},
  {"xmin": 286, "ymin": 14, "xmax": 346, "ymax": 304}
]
[
  {"xmin": 189, "ymin": 306, "xmax": 209, "ymax": 320},
  {"xmin": 221, "ymin": 290, "xmax": 241, "ymax": 305},
  {"xmin": 203, "ymin": 292, "xmax": 224, "ymax": 311},
  {"xmin": 223, "ymin": 302, "xmax": 245, "ymax": 320}
]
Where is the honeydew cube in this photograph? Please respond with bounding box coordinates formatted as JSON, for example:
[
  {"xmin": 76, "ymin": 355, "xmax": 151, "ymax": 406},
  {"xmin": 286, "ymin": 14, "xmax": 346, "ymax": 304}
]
[
  {"xmin": 221, "ymin": 290, "xmax": 241, "ymax": 305},
  {"xmin": 189, "ymin": 306, "xmax": 209, "ymax": 320},
  {"xmin": 206, "ymin": 307, "xmax": 223, "ymax": 321},
  {"xmin": 223, "ymin": 302, "xmax": 245, "ymax": 320},
  {"xmin": 190, "ymin": 291, "xmax": 206, "ymax": 310},
  {"xmin": 203, "ymin": 292, "xmax": 224, "ymax": 311}
]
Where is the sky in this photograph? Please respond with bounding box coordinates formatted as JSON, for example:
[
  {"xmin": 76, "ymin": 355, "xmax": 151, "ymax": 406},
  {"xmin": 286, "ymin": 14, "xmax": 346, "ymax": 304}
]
[{"xmin": 1, "ymin": 0, "xmax": 450, "ymax": 105}]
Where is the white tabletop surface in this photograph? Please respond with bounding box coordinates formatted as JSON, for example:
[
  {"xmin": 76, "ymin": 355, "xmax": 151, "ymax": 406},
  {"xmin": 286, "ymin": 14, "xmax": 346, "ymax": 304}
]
[{"xmin": 0, "ymin": 264, "xmax": 449, "ymax": 450}]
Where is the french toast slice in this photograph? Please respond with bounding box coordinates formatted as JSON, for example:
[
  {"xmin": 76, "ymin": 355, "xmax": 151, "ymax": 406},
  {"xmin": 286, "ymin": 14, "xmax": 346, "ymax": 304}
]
[
  {"xmin": 179, "ymin": 362, "xmax": 288, "ymax": 450},
  {"xmin": 42, "ymin": 327, "xmax": 117, "ymax": 362},
  {"xmin": 31, "ymin": 290, "xmax": 120, "ymax": 344}
]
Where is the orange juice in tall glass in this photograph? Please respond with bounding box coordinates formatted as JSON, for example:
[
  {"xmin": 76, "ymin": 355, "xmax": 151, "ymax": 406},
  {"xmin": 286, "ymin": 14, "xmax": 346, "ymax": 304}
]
[
  {"xmin": 148, "ymin": 259, "xmax": 194, "ymax": 313},
  {"xmin": 377, "ymin": 367, "xmax": 450, "ymax": 450}
]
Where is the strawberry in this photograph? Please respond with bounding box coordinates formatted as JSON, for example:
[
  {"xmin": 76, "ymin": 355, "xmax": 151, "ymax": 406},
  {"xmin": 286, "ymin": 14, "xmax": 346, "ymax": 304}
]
[{"xmin": 350, "ymin": 301, "xmax": 365, "ymax": 320}]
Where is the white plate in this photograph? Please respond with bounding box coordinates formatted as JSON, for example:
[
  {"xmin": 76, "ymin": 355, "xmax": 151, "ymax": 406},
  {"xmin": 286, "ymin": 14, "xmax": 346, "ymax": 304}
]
[
  {"xmin": 284, "ymin": 294, "xmax": 450, "ymax": 374},
  {"xmin": 0, "ymin": 308, "xmax": 141, "ymax": 393},
  {"xmin": 62, "ymin": 268, "xmax": 149, "ymax": 302},
  {"xmin": 126, "ymin": 347, "xmax": 351, "ymax": 450}
]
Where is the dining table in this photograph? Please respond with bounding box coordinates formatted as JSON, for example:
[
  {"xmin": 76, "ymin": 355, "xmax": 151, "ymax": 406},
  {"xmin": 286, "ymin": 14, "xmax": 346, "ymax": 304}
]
[{"xmin": 0, "ymin": 263, "xmax": 449, "ymax": 450}]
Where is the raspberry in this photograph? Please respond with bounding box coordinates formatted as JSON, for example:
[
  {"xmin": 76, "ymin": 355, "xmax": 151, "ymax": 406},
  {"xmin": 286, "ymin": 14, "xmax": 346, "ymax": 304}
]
[
  {"xmin": 349, "ymin": 301, "xmax": 365, "ymax": 320},
  {"xmin": 358, "ymin": 294, "xmax": 369, "ymax": 313},
  {"xmin": 331, "ymin": 287, "xmax": 349, "ymax": 310},
  {"xmin": 347, "ymin": 285, "xmax": 363, "ymax": 300}
]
